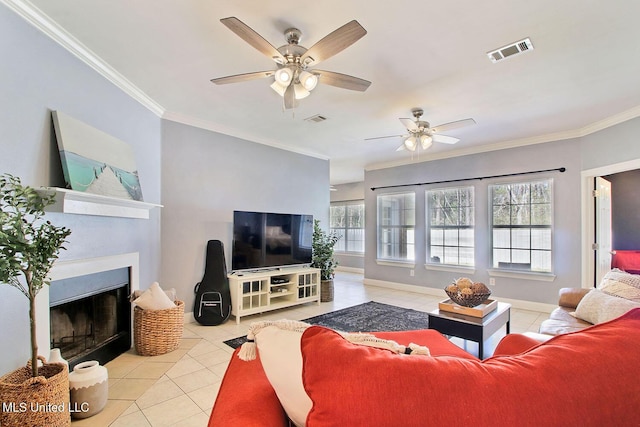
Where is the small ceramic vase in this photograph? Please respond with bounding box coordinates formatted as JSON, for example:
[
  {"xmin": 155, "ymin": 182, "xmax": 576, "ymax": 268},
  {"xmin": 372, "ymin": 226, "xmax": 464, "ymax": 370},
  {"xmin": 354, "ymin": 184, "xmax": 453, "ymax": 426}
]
[
  {"xmin": 48, "ymin": 348, "xmax": 69, "ymax": 368},
  {"xmin": 68, "ymin": 360, "xmax": 108, "ymax": 419}
]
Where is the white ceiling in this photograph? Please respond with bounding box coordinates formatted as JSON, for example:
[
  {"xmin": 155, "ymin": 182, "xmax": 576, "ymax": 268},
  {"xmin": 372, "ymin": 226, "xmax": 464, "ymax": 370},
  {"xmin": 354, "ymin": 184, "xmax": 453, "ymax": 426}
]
[{"xmin": 14, "ymin": 0, "xmax": 640, "ymax": 184}]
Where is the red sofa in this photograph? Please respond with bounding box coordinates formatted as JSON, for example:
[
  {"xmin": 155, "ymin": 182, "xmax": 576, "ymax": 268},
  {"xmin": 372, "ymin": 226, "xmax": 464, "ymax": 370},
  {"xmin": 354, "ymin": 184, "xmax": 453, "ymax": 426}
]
[{"xmin": 209, "ymin": 309, "xmax": 640, "ymax": 426}]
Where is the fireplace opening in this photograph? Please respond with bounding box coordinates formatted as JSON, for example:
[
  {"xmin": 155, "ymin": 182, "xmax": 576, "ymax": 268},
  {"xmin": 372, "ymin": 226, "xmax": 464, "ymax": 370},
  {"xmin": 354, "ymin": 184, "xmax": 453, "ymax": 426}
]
[{"xmin": 50, "ymin": 268, "xmax": 131, "ymax": 369}]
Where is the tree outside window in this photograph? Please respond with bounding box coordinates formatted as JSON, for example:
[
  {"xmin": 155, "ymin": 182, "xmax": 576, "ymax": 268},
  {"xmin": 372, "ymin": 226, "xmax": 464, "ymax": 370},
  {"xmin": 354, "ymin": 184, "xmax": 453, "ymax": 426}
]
[
  {"xmin": 491, "ymin": 179, "xmax": 553, "ymax": 272},
  {"xmin": 377, "ymin": 192, "xmax": 415, "ymax": 261},
  {"xmin": 330, "ymin": 202, "xmax": 365, "ymax": 253},
  {"xmin": 427, "ymin": 186, "xmax": 474, "ymax": 266}
]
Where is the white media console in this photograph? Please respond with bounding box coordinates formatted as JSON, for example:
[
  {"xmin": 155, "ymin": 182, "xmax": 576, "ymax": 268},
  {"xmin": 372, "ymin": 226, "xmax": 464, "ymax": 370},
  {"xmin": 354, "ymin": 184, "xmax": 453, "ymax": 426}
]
[{"xmin": 228, "ymin": 266, "xmax": 321, "ymax": 324}]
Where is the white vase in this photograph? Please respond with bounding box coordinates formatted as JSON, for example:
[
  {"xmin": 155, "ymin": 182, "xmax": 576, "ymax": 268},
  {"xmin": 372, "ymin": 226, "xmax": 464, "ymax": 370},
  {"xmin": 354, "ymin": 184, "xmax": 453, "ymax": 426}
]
[
  {"xmin": 68, "ymin": 360, "xmax": 108, "ymax": 419},
  {"xmin": 48, "ymin": 348, "xmax": 68, "ymax": 368}
]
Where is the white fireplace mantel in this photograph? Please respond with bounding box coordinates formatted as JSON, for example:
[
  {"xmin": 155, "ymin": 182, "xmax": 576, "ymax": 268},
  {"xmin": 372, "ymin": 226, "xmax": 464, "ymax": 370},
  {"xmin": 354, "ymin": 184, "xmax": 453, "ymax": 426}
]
[
  {"xmin": 37, "ymin": 252, "xmax": 140, "ymax": 357},
  {"xmin": 37, "ymin": 187, "xmax": 162, "ymax": 219}
]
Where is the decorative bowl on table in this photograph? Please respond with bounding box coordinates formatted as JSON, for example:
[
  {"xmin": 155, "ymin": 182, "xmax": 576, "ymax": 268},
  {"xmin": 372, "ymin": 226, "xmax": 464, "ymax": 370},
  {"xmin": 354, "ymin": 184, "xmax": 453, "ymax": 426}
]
[{"xmin": 445, "ymin": 277, "xmax": 491, "ymax": 307}]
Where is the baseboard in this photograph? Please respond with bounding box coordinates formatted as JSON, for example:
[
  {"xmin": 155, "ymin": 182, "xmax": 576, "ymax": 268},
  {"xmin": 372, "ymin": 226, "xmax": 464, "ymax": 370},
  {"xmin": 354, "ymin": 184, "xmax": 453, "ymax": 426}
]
[
  {"xmin": 363, "ymin": 278, "xmax": 556, "ymax": 313},
  {"xmin": 336, "ymin": 266, "xmax": 365, "ymax": 274}
]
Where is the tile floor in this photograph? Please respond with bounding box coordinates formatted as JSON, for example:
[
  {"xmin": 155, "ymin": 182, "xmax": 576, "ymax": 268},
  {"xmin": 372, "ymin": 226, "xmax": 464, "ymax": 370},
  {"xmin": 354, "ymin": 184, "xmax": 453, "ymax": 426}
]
[{"xmin": 73, "ymin": 272, "xmax": 549, "ymax": 426}]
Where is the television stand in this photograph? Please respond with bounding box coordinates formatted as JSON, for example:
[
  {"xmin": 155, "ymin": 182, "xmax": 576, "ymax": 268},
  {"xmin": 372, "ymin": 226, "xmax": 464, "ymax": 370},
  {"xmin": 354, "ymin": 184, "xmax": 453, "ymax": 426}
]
[{"xmin": 227, "ymin": 267, "xmax": 321, "ymax": 324}]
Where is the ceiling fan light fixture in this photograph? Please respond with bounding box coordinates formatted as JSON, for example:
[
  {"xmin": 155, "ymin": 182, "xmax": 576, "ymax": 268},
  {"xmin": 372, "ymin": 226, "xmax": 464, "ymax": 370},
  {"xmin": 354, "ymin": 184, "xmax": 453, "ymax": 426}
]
[
  {"xmin": 294, "ymin": 83, "xmax": 310, "ymax": 99},
  {"xmin": 420, "ymin": 134, "xmax": 433, "ymax": 150},
  {"xmin": 275, "ymin": 67, "xmax": 293, "ymax": 86},
  {"xmin": 270, "ymin": 80, "xmax": 286, "ymax": 96},
  {"xmin": 404, "ymin": 136, "xmax": 417, "ymax": 151},
  {"xmin": 299, "ymin": 70, "xmax": 318, "ymax": 91}
]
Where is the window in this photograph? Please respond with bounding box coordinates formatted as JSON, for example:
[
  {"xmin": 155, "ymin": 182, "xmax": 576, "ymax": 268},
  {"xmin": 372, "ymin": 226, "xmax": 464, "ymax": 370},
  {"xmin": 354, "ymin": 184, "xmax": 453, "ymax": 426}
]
[
  {"xmin": 330, "ymin": 201, "xmax": 365, "ymax": 253},
  {"xmin": 377, "ymin": 192, "xmax": 415, "ymax": 261},
  {"xmin": 427, "ymin": 186, "xmax": 474, "ymax": 266},
  {"xmin": 490, "ymin": 179, "xmax": 553, "ymax": 272}
]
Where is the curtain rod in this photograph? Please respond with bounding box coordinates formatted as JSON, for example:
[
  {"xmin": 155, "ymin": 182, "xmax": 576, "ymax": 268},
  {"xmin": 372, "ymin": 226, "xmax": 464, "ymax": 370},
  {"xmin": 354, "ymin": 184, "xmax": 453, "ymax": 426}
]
[{"xmin": 370, "ymin": 167, "xmax": 566, "ymax": 191}]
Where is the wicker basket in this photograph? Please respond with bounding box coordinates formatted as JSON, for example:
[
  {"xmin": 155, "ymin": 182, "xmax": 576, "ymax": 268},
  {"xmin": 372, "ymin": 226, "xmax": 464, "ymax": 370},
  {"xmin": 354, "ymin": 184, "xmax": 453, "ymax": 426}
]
[
  {"xmin": 0, "ymin": 356, "xmax": 70, "ymax": 427},
  {"xmin": 134, "ymin": 300, "xmax": 184, "ymax": 356},
  {"xmin": 320, "ymin": 280, "xmax": 334, "ymax": 302},
  {"xmin": 445, "ymin": 289, "xmax": 492, "ymax": 307}
]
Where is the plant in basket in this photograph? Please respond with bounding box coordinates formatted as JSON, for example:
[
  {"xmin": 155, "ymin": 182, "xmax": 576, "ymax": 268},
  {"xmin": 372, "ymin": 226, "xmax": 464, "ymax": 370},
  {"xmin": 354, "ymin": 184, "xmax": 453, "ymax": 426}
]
[
  {"xmin": 445, "ymin": 277, "xmax": 491, "ymax": 307},
  {"xmin": 0, "ymin": 174, "xmax": 72, "ymax": 427},
  {"xmin": 311, "ymin": 219, "xmax": 341, "ymax": 302}
]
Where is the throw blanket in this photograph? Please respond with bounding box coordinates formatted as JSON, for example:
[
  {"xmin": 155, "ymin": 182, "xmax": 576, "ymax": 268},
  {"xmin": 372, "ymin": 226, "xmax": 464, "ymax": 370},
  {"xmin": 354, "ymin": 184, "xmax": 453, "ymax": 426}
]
[{"xmin": 238, "ymin": 319, "xmax": 430, "ymax": 361}]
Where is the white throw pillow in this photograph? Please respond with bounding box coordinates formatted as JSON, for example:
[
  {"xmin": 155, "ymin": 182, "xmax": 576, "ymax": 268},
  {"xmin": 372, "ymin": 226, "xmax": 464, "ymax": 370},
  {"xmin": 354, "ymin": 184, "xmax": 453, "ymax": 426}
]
[
  {"xmin": 256, "ymin": 326, "xmax": 312, "ymax": 427},
  {"xmin": 133, "ymin": 282, "xmax": 176, "ymax": 310},
  {"xmin": 598, "ymin": 269, "xmax": 640, "ymax": 302},
  {"xmin": 574, "ymin": 289, "xmax": 640, "ymax": 324}
]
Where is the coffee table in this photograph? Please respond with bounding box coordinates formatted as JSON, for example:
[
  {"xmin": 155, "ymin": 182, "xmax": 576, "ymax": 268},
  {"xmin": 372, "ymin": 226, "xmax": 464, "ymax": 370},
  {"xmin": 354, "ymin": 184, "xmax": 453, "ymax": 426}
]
[{"xmin": 428, "ymin": 302, "xmax": 511, "ymax": 359}]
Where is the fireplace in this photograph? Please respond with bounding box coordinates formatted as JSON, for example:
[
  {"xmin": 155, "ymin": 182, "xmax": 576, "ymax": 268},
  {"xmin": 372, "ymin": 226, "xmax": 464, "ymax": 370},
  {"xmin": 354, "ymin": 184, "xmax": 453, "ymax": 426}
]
[
  {"xmin": 50, "ymin": 268, "xmax": 131, "ymax": 369},
  {"xmin": 41, "ymin": 253, "xmax": 140, "ymax": 369}
]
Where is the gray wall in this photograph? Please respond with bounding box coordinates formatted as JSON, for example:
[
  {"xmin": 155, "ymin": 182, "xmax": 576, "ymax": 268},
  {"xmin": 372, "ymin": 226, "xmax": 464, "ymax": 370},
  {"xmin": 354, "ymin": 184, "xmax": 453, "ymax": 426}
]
[
  {"xmin": 365, "ymin": 139, "xmax": 582, "ymax": 305},
  {"xmin": 160, "ymin": 120, "xmax": 330, "ymax": 314},
  {"xmin": 605, "ymin": 169, "xmax": 640, "ymax": 250},
  {"xmin": 331, "ymin": 182, "xmax": 365, "ymax": 271},
  {"xmin": 0, "ymin": 5, "xmax": 162, "ymax": 374},
  {"xmin": 580, "ymin": 117, "xmax": 640, "ymax": 170}
]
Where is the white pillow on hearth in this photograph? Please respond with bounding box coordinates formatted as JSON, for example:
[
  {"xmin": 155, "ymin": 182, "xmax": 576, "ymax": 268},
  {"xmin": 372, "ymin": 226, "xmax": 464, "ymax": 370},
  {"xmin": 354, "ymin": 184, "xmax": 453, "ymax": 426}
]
[{"xmin": 133, "ymin": 282, "xmax": 176, "ymax": 310}]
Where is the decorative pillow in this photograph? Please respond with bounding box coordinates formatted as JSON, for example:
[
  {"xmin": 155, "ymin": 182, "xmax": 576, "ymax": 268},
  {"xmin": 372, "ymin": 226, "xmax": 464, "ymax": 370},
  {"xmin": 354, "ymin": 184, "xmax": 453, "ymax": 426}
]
[
  {"xmin": 254, "ymin": 325, "xmax": 311, "ymax": 427},
  {"xmin": 133, "ymin": 282, "xmax": 176, "ymax": 310},
  {"xmin": 130, "ymin": 287, "xmax": 177, "ymax": 302},
  {"xmin": 598, "ymin": 268, "xmax": 640, "ymax": 302},
  {"xmin": 574, "ymin": 288, "xmax": 640, "ymax": 324},
  {"xmin": 301, "ymin": 314, "xmax": 640, "ymax": 426},
  {"xmin": 244, "ymin": 320, "xmax": 430, "ymax": 427}
]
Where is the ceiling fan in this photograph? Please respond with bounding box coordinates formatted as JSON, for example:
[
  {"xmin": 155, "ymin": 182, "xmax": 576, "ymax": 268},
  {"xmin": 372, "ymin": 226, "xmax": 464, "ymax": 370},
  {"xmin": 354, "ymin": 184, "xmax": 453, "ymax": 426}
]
[
  {"xmin": 211, "ymin": 17, "xmax": 371, "ymax": 109},
  {"xmin": 366, "ymin": 108, "xmax": 476, "ymax": 152}
]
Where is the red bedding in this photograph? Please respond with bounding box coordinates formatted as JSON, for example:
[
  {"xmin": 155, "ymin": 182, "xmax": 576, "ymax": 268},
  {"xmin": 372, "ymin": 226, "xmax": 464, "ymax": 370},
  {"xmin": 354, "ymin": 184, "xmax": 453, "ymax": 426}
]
[{"xmin": 611, "ymin": 250, "xmax": 640, "ymax": 274}]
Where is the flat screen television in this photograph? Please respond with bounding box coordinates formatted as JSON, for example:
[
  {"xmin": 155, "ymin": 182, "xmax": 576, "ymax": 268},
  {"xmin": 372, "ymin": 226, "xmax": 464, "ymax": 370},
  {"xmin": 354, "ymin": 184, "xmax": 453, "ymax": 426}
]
[{"xmin": 232, "ymin": 210, "xmax": 314, "ymax": 272}]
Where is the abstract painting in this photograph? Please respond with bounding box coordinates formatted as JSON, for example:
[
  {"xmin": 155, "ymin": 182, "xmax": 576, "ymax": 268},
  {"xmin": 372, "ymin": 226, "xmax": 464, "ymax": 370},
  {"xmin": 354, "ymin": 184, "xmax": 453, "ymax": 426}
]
[{"xmin": 52, "ymin": 111, "xmax": 144, "ymax": 201}]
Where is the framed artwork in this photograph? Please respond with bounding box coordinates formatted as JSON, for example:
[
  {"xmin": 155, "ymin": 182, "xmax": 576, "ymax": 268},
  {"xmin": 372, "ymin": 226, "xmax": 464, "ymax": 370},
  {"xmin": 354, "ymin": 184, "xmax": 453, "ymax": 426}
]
[{"xmin": 52, "ymin": 111, "xmax": 144, "ymax": 201}]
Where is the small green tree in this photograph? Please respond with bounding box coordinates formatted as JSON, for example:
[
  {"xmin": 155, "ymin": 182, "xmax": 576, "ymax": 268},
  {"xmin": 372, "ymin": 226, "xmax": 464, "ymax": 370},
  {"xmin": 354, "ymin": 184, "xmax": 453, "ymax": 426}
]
[
  {"xmin": 0, "ymin": 174, "xmax": 71, "ymax": 377},
  {"xmin": 311, "ymin": 219, "xmax": 341, "ymax": 281}
]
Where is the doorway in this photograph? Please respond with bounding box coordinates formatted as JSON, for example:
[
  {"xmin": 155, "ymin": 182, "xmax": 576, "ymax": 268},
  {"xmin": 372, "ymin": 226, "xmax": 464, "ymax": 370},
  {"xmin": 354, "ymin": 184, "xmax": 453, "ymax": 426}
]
[{"xmin": 582, "ymin": 159, "xmax": 640, "ymax": 287}]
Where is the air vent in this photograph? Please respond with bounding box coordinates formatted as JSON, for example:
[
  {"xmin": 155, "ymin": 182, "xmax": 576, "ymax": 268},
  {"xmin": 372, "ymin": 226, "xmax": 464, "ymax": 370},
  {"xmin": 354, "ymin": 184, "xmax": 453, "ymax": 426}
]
[
  {"xmin": 304, "ymin": 114, "xmax": 327, "ymax": 123},
  {"xmin": 487, "ymin": 37, "xmax": 534, "ymax": 63}
]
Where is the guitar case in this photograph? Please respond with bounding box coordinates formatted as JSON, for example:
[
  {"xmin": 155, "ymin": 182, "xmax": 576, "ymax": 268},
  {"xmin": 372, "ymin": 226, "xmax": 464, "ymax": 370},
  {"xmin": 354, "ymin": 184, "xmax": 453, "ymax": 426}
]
[{"xmin": 193, "ymin": 240, "xmax": 231, "ymax": 325}]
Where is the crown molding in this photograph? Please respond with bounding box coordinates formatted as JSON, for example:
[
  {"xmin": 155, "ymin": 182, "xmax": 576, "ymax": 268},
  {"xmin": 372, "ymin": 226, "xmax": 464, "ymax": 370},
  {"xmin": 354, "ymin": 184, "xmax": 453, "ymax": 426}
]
[
  {"xmin": 162, "ymin": 110, "xmax": 330, "ymax": 161},
  {"xmin": 366, "ymin": 106, "xmax": 640, "ymax": 172},
  {"xmin": 2, "ymin": 0, "xmax": 165, "ymax": 117},
  {"xmin": 577, "ymin": 105, "xmax": 640, "ymax": 137},
  {"xmin": 4, "ymin": 0, "xmax": 329, "ymax": 161}
]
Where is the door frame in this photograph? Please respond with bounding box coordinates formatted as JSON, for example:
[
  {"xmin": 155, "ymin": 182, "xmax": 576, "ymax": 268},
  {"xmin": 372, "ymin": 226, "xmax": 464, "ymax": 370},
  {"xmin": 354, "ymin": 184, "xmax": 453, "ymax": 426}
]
[
  {"xmin": 594, "ymin": 176, "xmax": 612, "ymax": 287},
  {"xmin": 581, "ymin": 158, "xmax": 640, "ymax": 288}
]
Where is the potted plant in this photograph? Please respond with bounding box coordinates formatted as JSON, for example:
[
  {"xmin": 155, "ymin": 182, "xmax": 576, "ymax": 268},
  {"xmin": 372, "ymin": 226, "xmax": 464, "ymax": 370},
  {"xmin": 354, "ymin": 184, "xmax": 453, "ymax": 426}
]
[
  {"xmin": 0, "ymin": 173, "xmax": 72, "ymax": 427},
  {"xmin": 311, "ymin": 219, "xmax": 340, "ymax": 302}
]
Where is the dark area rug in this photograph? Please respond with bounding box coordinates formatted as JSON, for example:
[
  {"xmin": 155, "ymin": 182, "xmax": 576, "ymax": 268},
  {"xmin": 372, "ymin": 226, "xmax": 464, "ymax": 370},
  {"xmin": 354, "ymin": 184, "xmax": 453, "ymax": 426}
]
[{"xmin": 223, "ymin": 301, "xmax": 430, "ymax": 349}]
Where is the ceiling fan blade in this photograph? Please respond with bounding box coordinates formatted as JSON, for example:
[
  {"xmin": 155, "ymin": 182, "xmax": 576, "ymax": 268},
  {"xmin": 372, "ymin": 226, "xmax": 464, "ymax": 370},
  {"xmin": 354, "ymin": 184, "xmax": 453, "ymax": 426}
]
[
  {"xmin": 431, "ymin": 118, "xmax": 476, "ymax": 133},
  {"xmin": 220, "ymin": 17, "xmax": 284, "ymax": 63},
  {"xmin": 399, "ymin": 118, "xmax": 419, "ymax": 132},
  {"xmin": 432, "ymin": 134, "xmax": 460, "ymax": 144},
  {"xmin": 395, "ymin": 143, "xmax": 406, "ymax": 152},
  {"xmin": 314, "ymin": 70, "xmax": 371, "ymax": 91},
  {"xmin": 301, "ymin": 20, "xmax": 367, "ymax": 66},
  {"xmin": 364, "ymin": 134, "xmax": 407, "ymax": 141},
  {"xmin": 211, "ymin": 71, "xmax": 275, "ymax": 85}
]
